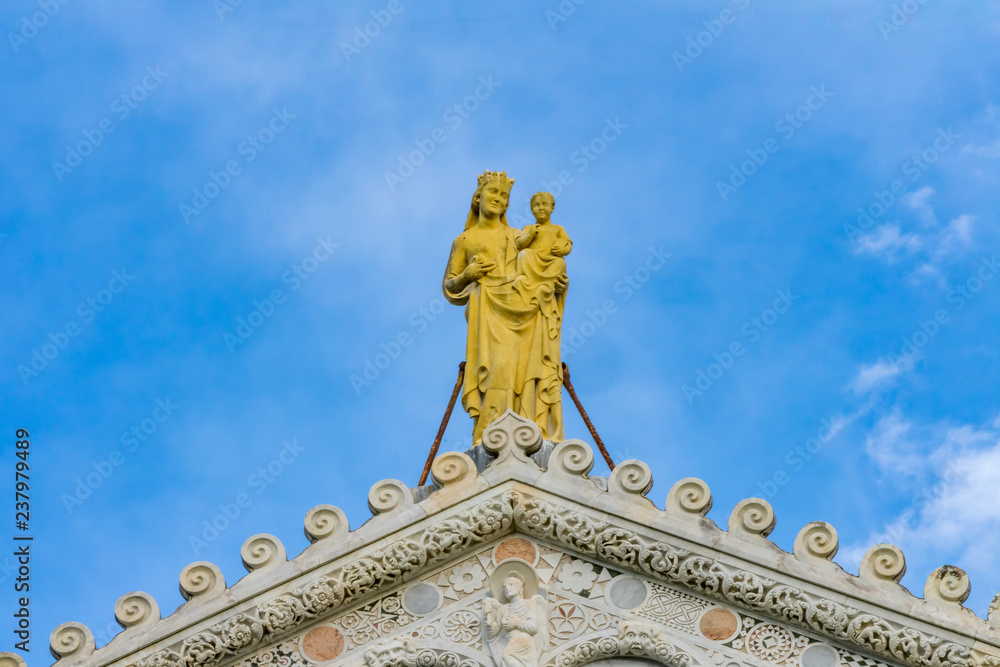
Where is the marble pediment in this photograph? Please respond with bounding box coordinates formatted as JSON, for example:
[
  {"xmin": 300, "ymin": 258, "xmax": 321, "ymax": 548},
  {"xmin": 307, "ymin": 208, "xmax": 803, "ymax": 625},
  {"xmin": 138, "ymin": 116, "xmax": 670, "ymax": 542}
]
[{"xmin": 32, "ymin": 412, "xmax": 1000, "ymax": 667}]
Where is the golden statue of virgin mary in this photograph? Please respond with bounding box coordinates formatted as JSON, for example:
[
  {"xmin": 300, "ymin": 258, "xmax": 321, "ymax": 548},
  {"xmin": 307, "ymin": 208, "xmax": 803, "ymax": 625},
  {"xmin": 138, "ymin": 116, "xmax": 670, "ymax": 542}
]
[{"xmin": 442, "ymin": 171, "xmax": 569, "ymax": 443}]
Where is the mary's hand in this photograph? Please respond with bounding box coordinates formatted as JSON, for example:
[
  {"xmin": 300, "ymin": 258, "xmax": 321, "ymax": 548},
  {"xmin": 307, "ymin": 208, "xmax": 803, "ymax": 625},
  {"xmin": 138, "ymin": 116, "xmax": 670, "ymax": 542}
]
[
  {"xmin": 464, "ymin": 258, "xmax": 496, "ymax": 281},
  {"xmin": 554, "ymin": 273, "xmax": 569, "ymax": 294}
]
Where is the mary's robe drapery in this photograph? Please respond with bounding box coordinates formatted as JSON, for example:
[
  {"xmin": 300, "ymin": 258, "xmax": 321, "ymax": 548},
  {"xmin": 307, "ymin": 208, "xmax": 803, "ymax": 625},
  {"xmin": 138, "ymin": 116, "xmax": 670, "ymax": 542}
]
[{"xmin": 444, "ymin": 224, "xmax": 565, "ymax": 443}]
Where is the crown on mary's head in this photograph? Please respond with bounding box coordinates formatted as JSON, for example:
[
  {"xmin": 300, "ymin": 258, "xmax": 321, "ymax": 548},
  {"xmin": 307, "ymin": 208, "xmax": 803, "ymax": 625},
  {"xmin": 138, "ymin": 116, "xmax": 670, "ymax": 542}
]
[{"xmin": 477, "ymin": 170, "xmax": 515, "ymax": 192}]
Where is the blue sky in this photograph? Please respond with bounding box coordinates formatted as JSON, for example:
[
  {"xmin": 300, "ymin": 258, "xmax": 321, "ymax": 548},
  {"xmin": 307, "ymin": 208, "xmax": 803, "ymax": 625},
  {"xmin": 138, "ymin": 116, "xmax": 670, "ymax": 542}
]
[{"xmin": 2, "ymin": 0, "xmax": 1000, "ymax": 660}]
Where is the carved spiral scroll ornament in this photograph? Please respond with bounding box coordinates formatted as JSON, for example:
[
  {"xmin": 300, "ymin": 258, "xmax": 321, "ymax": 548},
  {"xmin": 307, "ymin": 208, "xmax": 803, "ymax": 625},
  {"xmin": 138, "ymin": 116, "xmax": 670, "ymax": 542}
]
[
  {"xmin": 114, "ymin": 591, "xmax": 160, "ymax": 629},
  {"xmin": 482, "ymin": 410, "xmax": 543, "ymax": 463},
  {"xmin": 859, "ymin": 544, "xmax": 906, "ymax": 583},
  {"xmin": 608, "ymin": 460, "xmax": 654, "ymax": 497},
  {"xmin": 368, "ymin": 479, "xmax": 414, "ymax": 516},
  {"xmin": 728, "ymin": 498, "xmax": 776, "ymax": 537},
  {"xmin": 549, "ymin": 440, "xmax": 595, "ymax": 477},
  {"xmin": 0, "ymin": 653, "xmax": 27, "ymax": 667},
  {"xmin": 924, "ymin": 565, "xmax": 971, "ymax": 606},
  {"xmin": 431, "ymin": 451, "xmax": 477, "ymax": 487},
  {"xmin": 241, "ymin": 534, "xmax": 287, "ymax": 572},
  {"xmin": 180, "ymin": 561, "xmax": 226, "ymax": 601},
  {"xmin": 50, "ymin": 622, "xmax": 95, "ymax": 662},
  {"xmin": 304, "ymin": 504, "xmax": 349, "ymax": 543},
  {"xmin": 793, "ymin": 521, "xmax": 838, "ymax": 563},
  {"xmin": 665, "ymin": 477, "xmax": 713, "ymax": 516}
]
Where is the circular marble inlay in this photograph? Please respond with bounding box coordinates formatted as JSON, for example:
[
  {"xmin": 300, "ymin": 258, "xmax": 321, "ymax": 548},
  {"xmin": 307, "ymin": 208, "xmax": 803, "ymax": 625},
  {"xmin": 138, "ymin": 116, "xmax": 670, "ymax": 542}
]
[
  {"xmin": 607, "ymin": 576, "xmax": 648, "ymax": 609},
  {"xmin": 403, "ymin": 583, "xmax": 441, "ymax": 615},
  {"xmin": 301, "ymin": 626, "xmax": 344, "ymax": 663},
  {"xmin": 746, "ymin": 623, "xmax": 794, "ymax": 662},
  {"xmin": 494, "ymin": 538, "xmax": 538, "ymax": 565},
  {"xmin": 800, "ymin": 643, "xmax": 840, "ymax": 667},
  {"xmin": 699, "ymin": 608, "xmax": 740, "ymax": 641}
]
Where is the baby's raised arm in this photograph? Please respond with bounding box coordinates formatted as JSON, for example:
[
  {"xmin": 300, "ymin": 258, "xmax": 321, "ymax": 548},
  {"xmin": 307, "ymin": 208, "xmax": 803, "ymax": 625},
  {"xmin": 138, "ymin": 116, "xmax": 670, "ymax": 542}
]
[{"xmin": 515, "ymin": 224, "xmax": 537, "ymax": 250}]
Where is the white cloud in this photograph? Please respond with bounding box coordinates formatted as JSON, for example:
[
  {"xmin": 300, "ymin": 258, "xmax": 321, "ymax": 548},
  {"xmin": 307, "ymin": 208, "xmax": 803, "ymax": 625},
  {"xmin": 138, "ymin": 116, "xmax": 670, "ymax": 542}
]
[
  {"xmin": 849, "ymin": 357, "xmax": 912, "ymax": 395},
  {"xmin": 853, "ymin": 187, "xmax": 976, "ymax": 279},
  {"xmin": 840, "ymin": 413, "xmax": 1000, "ymax": 616},
  {"xmin": 862, "ymin": 411, "xmax": 926, "ymax": 477},
  {"xmin": 962, "ymin": 140, "xmax": 1000, "ymax": 158},
  {"xmin": 904, "ymin": 185, "xmax": 936, "ymax": 225},
  {"xmin": 853, "ymin": 223, "xmax": 922, "ymax": 261}
]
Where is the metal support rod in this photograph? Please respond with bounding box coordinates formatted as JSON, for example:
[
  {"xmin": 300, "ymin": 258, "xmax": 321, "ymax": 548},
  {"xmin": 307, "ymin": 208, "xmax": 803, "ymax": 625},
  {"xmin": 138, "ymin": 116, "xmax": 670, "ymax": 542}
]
[
  {"xmin": 562, "ymin": 362, "xmax": 615, "ymax": 470},
  {"xmin": 419, "ymin": 361, "xmax": 466, "ymax": 486}
]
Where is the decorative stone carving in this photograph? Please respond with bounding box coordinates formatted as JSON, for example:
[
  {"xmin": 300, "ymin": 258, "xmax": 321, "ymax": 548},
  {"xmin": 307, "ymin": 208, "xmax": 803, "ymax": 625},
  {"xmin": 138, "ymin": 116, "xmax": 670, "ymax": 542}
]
[
  {"xmin": 485, "ymin": 561, "xmax": 548, "ymax": 667},
  {"xmin": 547, "ymin": 440, "xmax": 595, "ymax": 478},
  {"xmin": 259, "ymin": 595, "xmax": 306, "ymax": 634},
  {"xmin": 665, "ymin": 477, "xmax": 713, "ymax": 518},
  {"xmin": 482, "ymin": 411, "xmax": 544, "ymax": 468},
  {"xmin": 304, "ymin": 504, "xmax": 349, "ymax": 543},
  {"xmin": 369, "ymin": 479, "xmax": 415, "ymax": 516},
  {"xmin": 0, "ymin": 652, "xmax": 27, "ymax": 667},
  {"xmin": 618, "ymin": 620, "xmax": 694, "ymax": 667},
  {"xmin": 53, "ymin": 470, "xmax": 1000, "ymax": 667},
  {"xmin": 859, "ymin": 544, "xmax": 906, "ymax": 584},
  {"xmin": 241, "ymin": 534, "xmax": 287, "ymax": 572},
  {"xmin": 180, "ymin": 631, "xmax": 224, "ymax": 667},
  {"xmin": 989, "ymin": 593, "xmax": 1000, "ymax": 630},
  {"xmin": 299, "ymin": 575, "xmax": 346, "ymax": 614},
  {"xmin": 50, "ymin": 621, "xmax": 96, "ymax": 664},
  {"xmin": 211, "ymin": 613, "xmax": 262, "ymax": 652},
  {"xmin": 364, "ymin": 636, "xmax": 417, "ymax": 667},
  {"xmin": 179, "ymin": 561, "xmax": 226, "ymax": 601},
  {"xmin": 924, "ymin": 565, "xmax": 971, "ymax": 607},
  {"xmin": 126, "ymin": 648, "xmax": 183, "ymax": 667},
  {"xmin": 728, "ymin": 498, "xmax": 776, "ymax": 538},
  {"xmin": 745, "ymin": 623, "xmax": 794, "ymax": 662},
  {"xmin": 114, "ymin": 591, "xmax": 160, "ymax": 630},
  {"xmin": 509, "ymin": 491, "xmax": 972, "ymax": 667},
  {"xmin": 607, "ymin": 460, "xmax": 654, "ymax": 499},
  {"xmin": 793, "ymin": 522, "xmax": 838, "ymax": 565},
  {"xmin": 432, "ymin": 451, "xmax": 478, "ymax": 487}
]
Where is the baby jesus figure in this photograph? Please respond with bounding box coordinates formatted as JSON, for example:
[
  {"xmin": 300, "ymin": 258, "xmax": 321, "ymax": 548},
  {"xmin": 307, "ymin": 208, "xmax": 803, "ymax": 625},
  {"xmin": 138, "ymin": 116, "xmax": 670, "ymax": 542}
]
[{"xmin": 513, "ymin": 192, "xmax": 572, "ymax": 340}]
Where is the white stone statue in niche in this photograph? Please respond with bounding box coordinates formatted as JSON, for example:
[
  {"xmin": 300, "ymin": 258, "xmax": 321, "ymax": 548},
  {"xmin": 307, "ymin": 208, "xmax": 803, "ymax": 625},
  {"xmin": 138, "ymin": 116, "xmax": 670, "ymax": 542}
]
[{"xmin": 483, "ymin": 560, "xmax": 548, "ymax": 667}]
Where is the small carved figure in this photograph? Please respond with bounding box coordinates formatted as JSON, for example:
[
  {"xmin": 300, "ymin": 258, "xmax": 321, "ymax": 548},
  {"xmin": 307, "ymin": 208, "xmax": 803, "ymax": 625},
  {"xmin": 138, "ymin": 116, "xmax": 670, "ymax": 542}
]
[
  {"xmin": 364, "ymin": 636, "xmax": 417, "ymax": 667},
  {"xmin": 484, "ymin": 575, "xmax": 547, "ymax": 667},
  {"xmin": 618, "ymin": 621, "xmax": 660, "ymax": 657}
]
